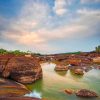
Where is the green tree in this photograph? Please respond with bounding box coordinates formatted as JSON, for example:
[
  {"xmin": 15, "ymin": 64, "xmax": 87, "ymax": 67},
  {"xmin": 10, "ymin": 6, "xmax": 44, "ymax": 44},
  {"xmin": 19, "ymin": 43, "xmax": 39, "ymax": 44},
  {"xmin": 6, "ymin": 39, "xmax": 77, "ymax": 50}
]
[
  {"xmin": 95, "ymin": 45, "xmax": 100, "ymax": 53},
  {"xmin": 0, "ymin": 48, "xmax": 7, "ymax": 54}
]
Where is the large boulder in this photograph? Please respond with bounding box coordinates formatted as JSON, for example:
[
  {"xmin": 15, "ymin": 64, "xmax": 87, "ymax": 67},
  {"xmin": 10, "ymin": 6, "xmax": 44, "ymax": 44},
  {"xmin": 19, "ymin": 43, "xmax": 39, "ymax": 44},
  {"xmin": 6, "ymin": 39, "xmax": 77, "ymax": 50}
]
[
  {"xmin": 0, "ymin": 78, "xmax": 30, "ymax": 97},
  {"xmin": 54, "ymin": 64, "xmax": 68, "ymax": 71},
  {"xmin": 76, "ymin": 89, "xmax": 98, "ymax": 97},
  {"xmin": 0, "ymin": 56, "xmax": 42, "ymax": 84}
]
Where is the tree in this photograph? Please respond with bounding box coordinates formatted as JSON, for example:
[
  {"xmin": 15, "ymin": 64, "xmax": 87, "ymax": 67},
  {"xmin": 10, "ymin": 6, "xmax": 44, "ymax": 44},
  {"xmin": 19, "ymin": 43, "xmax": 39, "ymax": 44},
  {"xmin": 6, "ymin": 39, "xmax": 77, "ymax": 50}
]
[
  {"xmin": 0, "ymin": 48, "xmax": 7, "ymax": 54},
  {"xmin": 95, "ymin": 45, "xmax": 100, "ymax": 53}
]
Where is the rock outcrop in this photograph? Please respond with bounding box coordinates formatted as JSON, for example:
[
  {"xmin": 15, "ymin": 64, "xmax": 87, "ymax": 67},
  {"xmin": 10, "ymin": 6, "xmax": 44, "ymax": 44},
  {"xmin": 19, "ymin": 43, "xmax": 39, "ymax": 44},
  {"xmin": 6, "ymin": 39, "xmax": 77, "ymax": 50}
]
[
  {"xmin": 76, "ymin": 89, "xmax": 98, "ymax": 97},
  {"xmin": 0, "ymin": 56, "xmax": 42, "ymax": 84},
  {"xmin": 0, "ymin": 78, "xmax": 30, "ymax": 97},
  {"xmin": 55, "ymin": 64, "xmax": 68, "ymax": 71}
]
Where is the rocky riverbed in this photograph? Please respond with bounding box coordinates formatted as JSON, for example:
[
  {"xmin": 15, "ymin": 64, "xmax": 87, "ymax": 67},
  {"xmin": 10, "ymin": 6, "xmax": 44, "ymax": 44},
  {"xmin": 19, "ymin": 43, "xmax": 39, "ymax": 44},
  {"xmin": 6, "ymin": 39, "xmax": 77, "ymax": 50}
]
[
  {"xmin": 0, "ymin": 78, "xmax": 40, "ymax": 100},
  {"xmin": 0, "ymin": 55, "xmax": 42, "ymax": 100},
  {"xmin": 0, "ymin": 53, "xmax": 100, "ymax": 100}
]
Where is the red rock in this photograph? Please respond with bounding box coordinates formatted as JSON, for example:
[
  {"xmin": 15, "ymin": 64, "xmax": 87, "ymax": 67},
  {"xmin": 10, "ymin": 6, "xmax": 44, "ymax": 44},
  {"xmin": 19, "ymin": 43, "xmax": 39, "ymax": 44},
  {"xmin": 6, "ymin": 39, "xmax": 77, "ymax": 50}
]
[
  {"xmin": 65, "ymin": 89, "xmax": 74, "ymax": 95},
  {"xmin": 74, "ymin": 69, "xmax": 84, "ymax": 75},
  {"xmin": 55, "ymin": 64, "xmax": 68, "ymax": 71},
  {"xmin": 0, "ymin": 97, "xmax": 41, "ymax": 100},
  {"xmin": 0, "ymin": 56, "xmax": 42, "ymax": 84},
  {"xmin": 0, "ymin": 78, "xmax": 30, "ymax": 97},
  {"xmin": 76, "ymin": 89, "xmax": 98, "ymax": 97}
]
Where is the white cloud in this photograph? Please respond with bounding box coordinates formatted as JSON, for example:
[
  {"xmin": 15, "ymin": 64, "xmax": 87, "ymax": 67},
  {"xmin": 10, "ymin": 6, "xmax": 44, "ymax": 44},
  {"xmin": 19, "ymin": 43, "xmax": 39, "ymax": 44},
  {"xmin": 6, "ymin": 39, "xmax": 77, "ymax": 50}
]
[
  {"xmin": 81, "ymin": 0, "xmax": 100, "ymax": 4},
  {"xmin": 53, "ymin": 0, "xmax": 68, "ymax": 15},
  {"xmin": 77, "ymin": 8, "xmax": 100, "ymax": 15},
  {"xmin": 0, "ymin": 0, "xmax": 100, "ymax": 53}
]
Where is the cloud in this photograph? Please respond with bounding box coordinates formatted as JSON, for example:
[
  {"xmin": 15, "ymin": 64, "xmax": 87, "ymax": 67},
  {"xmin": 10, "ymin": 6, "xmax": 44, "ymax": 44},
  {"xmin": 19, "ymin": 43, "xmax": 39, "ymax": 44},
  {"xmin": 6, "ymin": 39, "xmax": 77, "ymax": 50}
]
[
  {"xmin": 81, "ymin": 0, "xmax": 100, "ymax": 4},
  {"xmin": 0, "ymin": 0, "xmax": 100, "ymax": 53},
  {"xmin": 77, "ymin": 8, "xmax": 100, "ymax": 15},
  {"xmin": 53, "ymin": 0, "xmax": 68, "ymax": 16}
]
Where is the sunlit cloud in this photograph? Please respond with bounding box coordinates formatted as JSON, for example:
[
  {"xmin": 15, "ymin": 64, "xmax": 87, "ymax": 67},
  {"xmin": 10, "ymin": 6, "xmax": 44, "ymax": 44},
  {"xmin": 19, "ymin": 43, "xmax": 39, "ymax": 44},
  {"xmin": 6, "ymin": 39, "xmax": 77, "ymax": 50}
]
[{"xmin": 0, "ymin": 0, "xmax": 100, "ymax": 53}]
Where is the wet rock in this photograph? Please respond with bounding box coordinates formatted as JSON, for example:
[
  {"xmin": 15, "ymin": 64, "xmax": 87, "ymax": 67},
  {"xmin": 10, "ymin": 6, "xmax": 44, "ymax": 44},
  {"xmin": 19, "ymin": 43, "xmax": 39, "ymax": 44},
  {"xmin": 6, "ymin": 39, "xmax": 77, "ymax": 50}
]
[
  {"xmin": 76, "ymin": 89, "xmax": 98, "ymax": 97},
  {"xmin": 0, "ymin": 97, "xmax": 41, "ymax": 100},
  {"xmin": 67, "ymin": 59, "xmax": 81, "ymax": 66},
  {"xmin": 0, "ymin": 78, "xmax": 30, "ymax": 97},
  {"xmin": 64, "ymin": 89, "xmax": 74, "ymax": 95},
  {"xmin": 74, "ymin": 69, "xmax": 84, "ymax": 75},
  {"xmin": 97, "ymin": 66, "xmax": 100, "ymax": 69},
  {"xmin": 0, "ymin": 56, "xmax": 42, "ymax": 84},
  {"xmin": 93, "ymin": 57, "xmax": 100, "ymax": 64},
  {"xmin": 54, "ymin": 64, "xmax": 68, "ymax": 71}
]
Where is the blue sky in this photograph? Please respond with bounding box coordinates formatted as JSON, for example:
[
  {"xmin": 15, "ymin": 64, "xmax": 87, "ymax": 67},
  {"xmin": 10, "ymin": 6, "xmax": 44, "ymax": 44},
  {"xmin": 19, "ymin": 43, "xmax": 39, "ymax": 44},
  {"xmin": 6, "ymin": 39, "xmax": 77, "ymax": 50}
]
[{"xmin": 0, "ymin": 0, "xmax": 100, "ymax": 54}]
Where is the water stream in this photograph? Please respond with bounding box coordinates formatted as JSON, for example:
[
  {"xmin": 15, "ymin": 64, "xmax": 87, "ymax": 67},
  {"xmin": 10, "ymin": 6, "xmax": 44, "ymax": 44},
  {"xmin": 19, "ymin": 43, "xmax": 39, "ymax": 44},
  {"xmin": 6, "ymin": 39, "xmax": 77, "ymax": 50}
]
[{"xmin": 26, "ymin": 62, "xmax": 100, "ymax": 100}]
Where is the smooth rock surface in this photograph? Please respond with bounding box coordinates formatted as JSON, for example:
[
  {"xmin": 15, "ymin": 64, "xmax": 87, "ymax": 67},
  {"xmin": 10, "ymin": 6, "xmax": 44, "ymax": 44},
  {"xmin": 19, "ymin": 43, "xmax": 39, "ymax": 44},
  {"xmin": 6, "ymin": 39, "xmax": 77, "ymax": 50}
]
[
  {"xmin": 55, "ymin": 64, "xmax": 68, "ymax": 71},
  {"xmin": 0, "ymin": 78, "xmax": 30, "ymax": 97}
]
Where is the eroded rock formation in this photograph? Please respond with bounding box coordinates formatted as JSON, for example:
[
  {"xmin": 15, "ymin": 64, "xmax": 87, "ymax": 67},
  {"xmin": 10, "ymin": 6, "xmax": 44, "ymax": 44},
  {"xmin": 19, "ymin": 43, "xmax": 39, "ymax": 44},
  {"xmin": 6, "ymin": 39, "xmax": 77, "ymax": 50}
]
[{"xmin": 0, "ymin": 55, "xmax": 42, "ymax": 84}]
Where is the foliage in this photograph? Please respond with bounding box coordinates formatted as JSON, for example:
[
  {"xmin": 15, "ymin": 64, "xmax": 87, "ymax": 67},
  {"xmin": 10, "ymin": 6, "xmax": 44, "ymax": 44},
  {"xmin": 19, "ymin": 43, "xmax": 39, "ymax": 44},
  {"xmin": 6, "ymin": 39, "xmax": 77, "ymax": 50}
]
[
  {"xmin": 0, "ymin": 49, "xmax": 30, "ymax": 55},
  {"xmin": 0, "ymin": 48, "xmax": 8, "ymax": 54},
  {"xmin": 95, "ymin": 45, "xmax": 100, "ymax": 53},
  {"xmin": 64, "ymin": 51, "xmax": 82, "ymax": 55}
]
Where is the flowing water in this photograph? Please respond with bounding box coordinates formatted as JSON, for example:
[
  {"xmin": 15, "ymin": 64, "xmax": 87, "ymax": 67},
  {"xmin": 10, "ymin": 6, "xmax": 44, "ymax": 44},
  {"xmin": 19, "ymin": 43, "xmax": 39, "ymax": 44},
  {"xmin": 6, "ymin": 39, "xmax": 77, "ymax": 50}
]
[{"xmin": 26, "ymin": 62, "xmax": 100, "ymax": 100}]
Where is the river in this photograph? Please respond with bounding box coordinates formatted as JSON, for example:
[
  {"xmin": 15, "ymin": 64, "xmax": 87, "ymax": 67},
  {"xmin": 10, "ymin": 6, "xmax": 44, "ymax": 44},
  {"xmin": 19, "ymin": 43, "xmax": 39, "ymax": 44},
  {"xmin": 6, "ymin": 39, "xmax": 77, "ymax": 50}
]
[{"xmin": 26, "ymin": 62, "xmax": 100, "ymax": 100}]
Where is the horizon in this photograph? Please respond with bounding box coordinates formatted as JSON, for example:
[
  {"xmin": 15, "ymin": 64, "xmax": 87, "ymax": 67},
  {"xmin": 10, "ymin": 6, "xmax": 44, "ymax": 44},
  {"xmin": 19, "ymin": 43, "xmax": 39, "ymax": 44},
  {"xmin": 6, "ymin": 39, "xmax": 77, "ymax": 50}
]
[
  {"xmin": 0, "ymin": 0, "xmax": 100, "ymax": 54},
  {"xmin": 0, "ymin": 46, "xmax": 98, "ymax": 55}
]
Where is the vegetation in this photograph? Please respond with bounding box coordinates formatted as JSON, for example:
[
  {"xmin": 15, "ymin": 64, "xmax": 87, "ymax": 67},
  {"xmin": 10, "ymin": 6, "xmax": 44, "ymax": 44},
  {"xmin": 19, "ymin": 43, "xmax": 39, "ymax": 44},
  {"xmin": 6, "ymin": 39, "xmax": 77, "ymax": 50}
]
[
  {"xmin": 0, "ymin": 45, "xmax": 99, "ymax": 55},
  {"xmin": 0, "ymin": 48, "xmax": 41, "ymax": 55},
  {"xmin": 95, "ymin": 45, "xmax": 100, "ymax": 53},
  {"xmin": 0, "ymin": 48, "xmax": 8, "ymax": 54},
  {"xmin": 65, "ymin": 51, "xmax": 82, "ymax": 54}
]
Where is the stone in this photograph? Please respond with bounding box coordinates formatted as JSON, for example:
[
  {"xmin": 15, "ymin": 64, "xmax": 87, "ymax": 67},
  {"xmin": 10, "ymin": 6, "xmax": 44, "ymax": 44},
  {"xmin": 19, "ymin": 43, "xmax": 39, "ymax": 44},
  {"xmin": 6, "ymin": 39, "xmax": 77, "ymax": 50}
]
[
  {"xmin": 0, "ymin": 56, "xmax": 42, "ymax": 84},
  {"xmin": 0, "ymin": 97, "xmax": 41, "ymax": 100},
  {"xmin": 74, "ymin": 69, "xmax": 84, "ymax": 75},
  {"xmin": 0, "ymin": 78, "xmax": 30, "ymax": 97},
  {"xmin": 64, "ymin": 89, "xmax": 74, "ymax": 95},
  {"xmin": 76, "ymin": 89, "xmax": 98, "ymax": 97},
  {"xmin": 54, "ymin": 64, "xmax": 68, "ymax": 71},
  {"xmin": 93, "ymin": 57, "xmax": 100, "ymax": 64}
]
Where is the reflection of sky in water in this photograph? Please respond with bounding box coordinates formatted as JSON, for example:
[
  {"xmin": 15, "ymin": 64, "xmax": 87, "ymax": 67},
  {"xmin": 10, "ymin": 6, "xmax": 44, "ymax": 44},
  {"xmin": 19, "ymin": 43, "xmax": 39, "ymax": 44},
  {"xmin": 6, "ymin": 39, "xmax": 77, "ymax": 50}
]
[
  {"xmin": 25, "ymin": 90, "xmax": 42, "ymax": 99},
  {"xmin": 84, "ymin": 69, "xmax": 100, "ymax": 80},
  {"xmin": 26, "ymin": 63, "xmax": 100, "ymax": 100}
]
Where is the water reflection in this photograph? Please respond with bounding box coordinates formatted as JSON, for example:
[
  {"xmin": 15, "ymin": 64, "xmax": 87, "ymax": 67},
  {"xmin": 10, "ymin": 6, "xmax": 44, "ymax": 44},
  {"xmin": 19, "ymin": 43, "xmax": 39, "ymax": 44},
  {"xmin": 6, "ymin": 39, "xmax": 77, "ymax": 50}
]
[
  {"xmin": 55, "ymin": 70, "xmax": 67, "ymax": 76},
  {"xmin": 69, "ymin": 70, "xmax": 83, "ymax": 79},
  {"xmin": 25, "ymin": 63, "xmax": 100, "ymax": 100},
  {"xmin": 25, "ymin": 90, "xmax": 42, "ymax": 98},
  {"xmin": 26, "ymin": 79, "xmax": 43, "ymax": 98}
]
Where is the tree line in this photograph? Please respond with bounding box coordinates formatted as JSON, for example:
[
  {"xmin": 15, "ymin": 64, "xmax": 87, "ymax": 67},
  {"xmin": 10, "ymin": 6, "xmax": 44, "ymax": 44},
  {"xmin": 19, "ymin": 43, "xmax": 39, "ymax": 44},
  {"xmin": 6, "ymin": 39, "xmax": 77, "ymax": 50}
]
[
  {"xmin": 0, "ymin": 48, "xmax": 41, "ymax": 55},
  {"xmin": 0, "ymin": 45, "xmax": 99, "ymax": 55},
  {"xmin": 95, "ymin": 45, "xmax": 100, "ymax": 53}
]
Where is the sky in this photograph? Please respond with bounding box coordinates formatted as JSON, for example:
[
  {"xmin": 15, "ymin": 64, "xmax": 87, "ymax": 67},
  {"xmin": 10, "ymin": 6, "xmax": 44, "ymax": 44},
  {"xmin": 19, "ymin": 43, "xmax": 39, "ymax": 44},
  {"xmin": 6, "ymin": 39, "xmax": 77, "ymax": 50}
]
[{"xmin": 0, "ymin": 0, "xmax": 100, "ymax": 54}]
